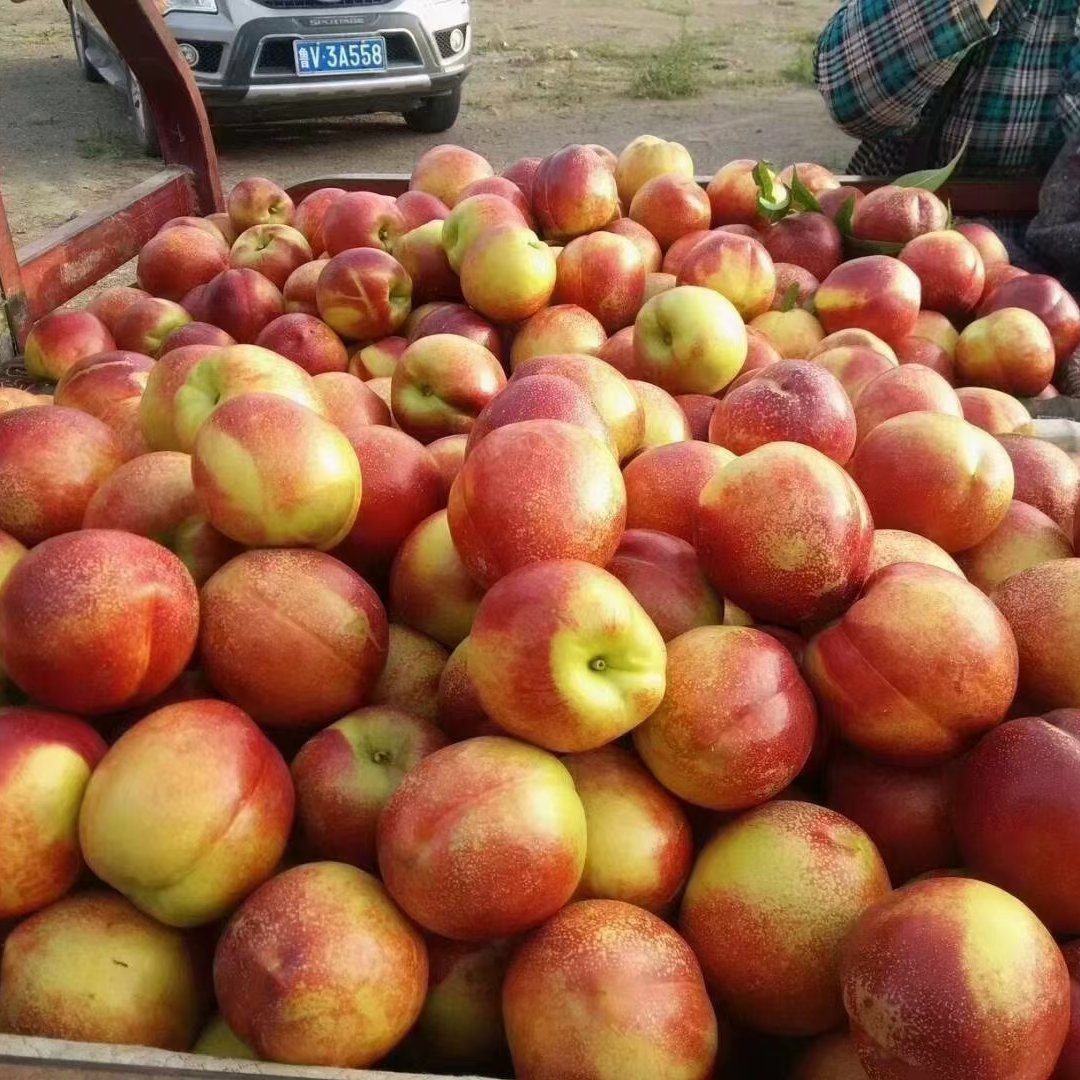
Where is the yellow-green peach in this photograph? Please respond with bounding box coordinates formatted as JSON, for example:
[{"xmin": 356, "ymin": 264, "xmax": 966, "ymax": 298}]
[
  {"xmin": 24, "ymin": 309, "xmax": 116, "ymax": 381},
  {"xmin": 615, "ymin": 135, "xmax": 695, "ymax": 204},
  {"xmin": 749, "ymin": 307, "xmax": 825, "ymax": 359},
  {"xmin": 410, "ymin": 144, "xmax": 494, "ymax": 208},
  {"xmin": 956, "ymin": 307, "xmax": 1056, "ymax": 395},
  {"xmin": 460, "ymin": 225, "xmax": 557, "ymax": 324}
]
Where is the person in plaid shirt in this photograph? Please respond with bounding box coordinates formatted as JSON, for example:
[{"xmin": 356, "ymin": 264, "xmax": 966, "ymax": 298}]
[{"xmin": 814, "ymin": 0, "xmax": 1079, "ymax": 177}]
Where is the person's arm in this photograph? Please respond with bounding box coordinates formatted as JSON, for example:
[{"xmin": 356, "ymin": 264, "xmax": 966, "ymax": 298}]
[{"xmin": 814, "ymin": 0, "xmax": 998, "ymax": 140}]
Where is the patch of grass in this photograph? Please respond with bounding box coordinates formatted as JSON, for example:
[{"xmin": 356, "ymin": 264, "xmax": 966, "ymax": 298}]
[
  {"xmin": 629, "ymin": 32, "xmax": 708, "ymax": 100},
  {"xmin": 76, "ymin": 126, "xmax": 134, "ymax": 161},
  {"xmin": 781, "ymin": 45, "xmax": 816, "ymax": 86}
]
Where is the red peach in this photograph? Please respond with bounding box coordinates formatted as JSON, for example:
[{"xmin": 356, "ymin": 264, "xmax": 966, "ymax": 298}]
[
  {"xmin": 198, "ymin": 267, "xmax": 284, "ymax": 344},
  {"xmin": 762, "ymin": 212, "xmax": 842, "ymax": 281},
  {"xmin": 815, "ymin": 255, "xmax": 922, "ymax": 346},
  {"xmin": 138, "ymin": 225, "xmax": 229, "ymax": 301},
  {"xmin": 706, "ymin": 159, "xmax": 784, "ymax": 228},
  {"xmin": 322, "ymin": 191, "xmax": 405, "ymax": 257},
  {"xmin": 441, "ymin": 193, "xmax": 529, "ymax": 273},
  {"xmin": 509, "ymin": 305, "xmax": 606, "ymax": 368},
  {"xmin": 532, "ymin": 145, "xmax": 621, "ymax": 242},
  {"xmin": 227, "ymin": 176, "xmax": 294, "ymax": 230},
  {"xmin": 955, "ymin": 221, "xmax": 1010, "ymax": 268},
  {"xmin": 853, "ymin": 362, "xmax": 962, "ymax": 443},
  {"xmin": 851, "ymin": 184, "xmax": 949, "ymax": 243},
  {"xmin": 501, "ymin": 156, "xmax": 543, "ymax": 203},
  {"xmin": 849, "ymin": 411, "xmax": 1014, "ymax": 551},
  {"xmin": 899, "ymin": 229, "xmax": 985, "ymax": 318},
  {"xmin": 956, "ymin": 307, "xmax": 1056, "ymax": 395},
  {"xmin": 410, "ymin": 144, "xmax": 494, "ymax": 208},
  {"xmin": 675, "ymin": 393, "xmax": 717, "ymax": 439},
  {"xmin": 982, "ymin": 262, "xmax": 1029, "ymax": 303},
  {"xmin": 458, "ymin": 175, "xmax": 534, "ymax": 226},
  {"xmin": 377, "ymin": 736, "xmax": 587, "ymax": 939},
  {"xmin": 818, "ymin": 184, "xmax": 865, "ymax": 221},
  {"xmin": 912, "ymin": 308, "xmax": 961, "ymax": 354},
  {"xmin": 604, "ymin": 217, "xmax": 663, "ymax": 273},
  {"xmin": 86, "ymin": 287, "xmax": 150, "ymax": 338},
  {"xmin": 771, "ymin": 263, "xmax": 819, "ymax": 310},
  {"xmin": 368, "ymin": 624, "xmax": 448, "ymax": 725},
  {"xmin": 350, "ymin": 335, "xmax": 408, "ymax": 379},
  {"xmin": 161, "ymin": 321, "xmax": 235, "ymax": 353},
  {"xmin": 136, "ymin": 344, "xmax": 215, "ymax": 451},
  {"xmin": 229, "ymin": 224, "xmax": 313, "ymax": 289},
  {"xmin": 980, "ymin": 273, "xmax": 1080, "ymax": 365},
  {"xmin": 827, "ymin": 745, "xmax": 958, "ymax": 883},
  {"xmin": 696, "ymin": 441, "xmax": 873, "ymax": 625},
  {"xmin": 631, "ymin": 379, "xmax": 693, "ymax": 448},
  {"xmin": 396, "ymin": 188, "xmax": 450, "ymax": 231},
  {"xmin": 292, "ymin": 187, "xmax": 345, "ymax": 255},
  {"xmin": 661, "ymin": 229, "xmax": 710, "ymax": 277},
  {"xmin": 282, "ymin": 259, "xmax": 328, "ymax": 316},
  {"xmin": 635, "ymin": 626, "xmax": 817, "ymax": 810},
  {"xmin": 957, "ymin": 385, "xmax": 1031, "ymax": 434},
  {"xmin": 205, "ymin": 212, "xmax": 238, "ymax": 246},
  {"xmin": 504, "ymin": 900, "xmax": 719, "ymax": 1079},
  {"xmin": 677, "ymin": 230, "xmax": 777, "ymax": 320},
  {"xmin": 392, "ymin": 220, "xmax": 462, "ymax": 305},
  {"xmin": 999, "ymin": 433, "xmax": 1080, "ymax": 531},
  {"xmin": 407, "ymin": 301, "xmax": 503, "ymax": 357},
  {"xmin": 313, "ymin": 371, "xmax": 392, "ymax": 439},
  {"xmin": 894, "ymin": 334, "xmax": 955, "ymax": 382},
  {"xmin": 0, "ymin": 407, "xmax": 123, "ymax": 545},
  {"xmin": 778, "ymin": 162, "xmax": 840, "ymax": 194},
  {"xmin": 957, "ymin": 500, "xmax": 1073, "ymax": 592},
  {"xmin": 868, "ymin": 529, "xmax": 964, "ymax": 577},
  {"xmin": 0, "ymin": 530, "xmax": 198, "ymax": 715},
  {"xmin": 459, "ymin": 225, "xmax": 557, "ymax": 325},
  {"xmin": 742, "ymin": 326, "xmax": 783, "ymax": 374},
  {"xmin": 553, "ymin": 231, "xmax": 647, "ymax": 333},
  {"xmin": 597, "ymin": 325, "xmax": 640, "ymax": 378},
  {"xmin": 316, "ymin": 248, "xmax": 412, "ymax": 341},
  {"xmin": 615, "ymin": 135, "xmax": 695, "ymax": 204},
  {"xmin": 681, "ymin": 800, "xmax": 890, "ymax": 1036},
  {"xmin": 710, "ymin": 359, "xmax": 857, "ymax": 463},
  {"xmin": 200, "ymin": 549, "xmax": 388, "ymax": 729},
  {"xmin": 812, "ymin": 327, "xmax": 899, "ymax": 362},
  {"xmin": 805, "ymin": 563, "xmax": 1018, "ymax": 763},
  {"xmin": 436, "ymin": 639, "xmax": 501, "ymax": 741},
  {"xmin": 24, "ymin": 310, "xmax": 116, "ymax": 382},
  {"xmin": 428, "ymin": 434, "xmax": 467, "ymax": 499},
  {"xmin": 840, "ymin": 878, "xmax": 1069, "ymax": 1079},
  {"xmin": 254, "ymin": 313, "xmax": 348, "ymax": 375},
  {"xmin": 630, "ymin": 174, "xmax": 712, "ymax": 251},
  {"xmin": 748, "ymin": 308, "xmax": 825, "ymax": 359},
  {"xmin": 214, "ymin": 862, "xmax": 427, "ymax": 1067}
]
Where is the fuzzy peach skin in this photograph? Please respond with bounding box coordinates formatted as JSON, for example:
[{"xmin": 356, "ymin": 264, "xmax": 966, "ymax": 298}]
[
  {"xmin": 804, "ymin": 563, "xmax": 1018, "ymax": 764},
  {"xmin": 898, "ymin": 229, "xmax": 985, "ymax": 319},
  {"xmin": 748, "ymin": 308, "xmax": 826, "ymax": 359},
  {"xmin": 407, "ymin": 301, "xmax": 503, "ymax": 357},
  {"xmin": 0, "ymin": 530, "xmax": 198, "ymax": 715},
  {"xmin": 391, "ymin": 334, "xmax": 506, "ymax": 445},
  {"xmin": 377, "ymin": 736, "xmax": 587, "ymax": 940},
  {"xmin": 331, "ymin": 425, "xmax": 443, "ymax": 581},
  {"xmin": 956, "ymin": 500, "xmax": 1073, "ymax": 592},
  {"xmin": 553, "ymin": 233, "xmax": 646, "ymax": 334},
  {"xmin": 675, "ymin": 393, "xmax": 716, "ymax": 439},
  {"xmin": 812, "ymin": 327, "xmax": 899, "ymax": 361},
  {"xmin": 629, "ymin": 174, "xmax": 712, "ymax": 251},
  {"xmin": 162, "ymin": 322, "xmax": 235, "ymax": 353},
  {"xmin": 316, "ymin": 248, "xmax": 413, "ymax": 341},
  {"xmin": 509, "ymin": 354, "xmax": 644, "ymax": 462},
  {"xmin": 896, "ymin": 333, "xmax": 956, "ymax": 382},
  {"xmin": 840, "ymin": 877, "xmax": 1069, "ymax": 1080},
  {"xmin": 460, "ymin": 225, "xmax": 558, "ymax": 325},
  {"xmin": 392, "ymin": 220, "xmax": 462, "ymax": 305},
  {"xmin": 86, "ymin": 286, "xmax": 149, "ymax": 338},
  {"xmin": 826, "ymin": 745, "xmax": 958, "ymax": 884},
  {"xmin": 467, "ymin": 560, "xmax": 665, "ymax": 752},
  {"xmin": 680, "ymin": 800, "xmax": 890, "ymax": 1037},
  {"xmin": 634, "ymin": 625, "xmax": 817, "ymax": 811},
  {"xmin": 772, "ymin": 262, "xmax": 820, "ymax": 310},
  {"xmin": 0, "ymin": 406, "xmax": 123, "ymax": 546},
  {"xmin": 137, "ymin": 344, "xmax": 214, "ymax": 451},
  {"xmin": 114, "ymin": 297, "xmax": 193, "ymax": 357},
  {"xmin": 197, "ymin": 268, "xmax": 285, "ymax": 344},
  {"xmin": 710, "ymin": 360, "xmax": 856, "ymax": 463},
  {"xmin": 448, "ymin": 419, "xmax": 626, "ymax": 588},
  {"xmin": 532, "ymin": 145, "xmax": 621, "ymax": 242},
  {"xmin": 0, "ymin": 891, "xmax": 207, "ymax": 1049},
  {"xmin": 192, "ymin": 393, "xmax": 360, "ymax": 550},
  {"xmin": 633, "ymin": 286, "xmax": 747, "ymax": 395},
  {"xmin": 851, "ymin": 185, "xmax": 949, "ymax": 244},
  {"xmin": 957, "ymin": 385, "xmax": 1031, "ymax": 435},
  {"xmin": 394, "ymin": 936, "xmax": 513, "ymax": 1076},
  {"xmin": 849, "ymin": 411, "xmax": 1014, "ymax": 552},
  {"xmin": 622, "ymin": 441, "xmax": 733, "ymax": 543},
  {"xmin": 993, "ymin": 558, "xmax": 1080, "ymax": 710},
  {"xmin": 440, "ymin": 193, "xmax": 528, "ymax": 273},
  {"xmin": 227, "ymin": 176, "xmax": 294, "ymax": 230},
  {"xmin": 253, "ymin": 313, "xmax": 348, "ymax": 375},
  {"xmin": 292, "ymin": 187, "xmax": 345, "ymax": 254},
  {"xmin": 80, "ymin": 699, "xmax": 293, "ymax": 927},
  {"xmin": 999, "ymin": 434, "xmax": 1080, "ymax": 532},
  {"xmin": 606, "ymin": 529, "xmax": 723, "ymax": 642},
  {"xmin": 468, "ymin": 374, "xmax": 616, "ymax": 458},
  {"xmin": 955, "ymin": 307, "xmax": 1056, "ymax": 395},
  {"xmin": 615, "ymin": 135, "xmax": 695, "ymax": 204},
  {"xmin": 389, "ymin": 510, "xmax": 486, "ymax": 649},
  {"xmin": 410, "ymin": 144, "xmax": 494, "ymax": 207},
  {"xmin": 0, "ymin": 709, "xmax": 107, "ymax": 919},
  {"xmin": 503, "ymin": 899, "xmax": 719, "ymax": 1080},
  {"xmin": 82, "ymin": 450, "xmax": 238, "ymax": 586},
  {"xmin": 793, "ymin": 1032, "xmax": 868, "ymax": 1080},
  {"xmin": 509, "ymin": 306, "xmax": 607, "ymax": 368},
  {"xmin": 812, "ymin": 346, "xmax": 898, "ymax": 402},
  {"xmin": 979, "ymin": 272, "xmax": 1080, "ymax": 367},
  {"xmin": 707, "ymin": 158, "xmax": 784, "ymax": 228},
  {"xmin": 815, "ymin": 255, "xmax": 922, "ymax": 347},
  {"xmin": 291, "ymin": 707, "xmax": 447, "ymax": 870},
  {"xmin": 852, "ymin": 362, "xmax": 962, "ymax": 445},
  {"xmin": 283, "ymin": 259, "xmax": 329, "ymax": 317},
  {"xmin": 367, "ymin": 624, "xmax": 448, "ymax": 724},
  {"xmin": 459, "ymin": 175, "xmax": 534, "ymax": 222},
  {"xmin": 322, "ymin": 192, "xmax": 405, "ymax": 256},
  {"xmin": 677, "ymin": 230, "xmax": 777, "ymax": 320},
  {"xmin": 763, "ymin": 211, "xmax": 842, "ymax": 282},
  {"xmin": 436, "ymin": 638, "xmax": 502, "ymax": 741},
  {"xmin": 214, "ymin": 862, "xmax": 426, "ymax": 1067},
  {"xmin": 695, "ymin": 441, "xmax": 873, "ymax": 626},
  {"xmin": 199, "ymin": 549, "xmax": 388, "ymax": 729},
  {"xmin": 138, "ymin": 225, "xmax": 229, "ymax": 301},
  {"xmin": 954, "ymin": 712, "xmax": 1080, "ymax": 933},
  {"xmin": 605, "ymin": 218, "xmax": 663, "ymax": 274},
  {"xmin": 867, "ymin": 528, "xmax": 964, "ymax": 577},
  {"xmin": 313, "ymin": 371, "xmax": 392, "ymax": 441},
  {"xmin": 23, "ymin": 309, "xmax": 116, "ymax": 382},
  {"xmin": 563, "ymin": 745, "xmax": 692, "ymax": 914}
]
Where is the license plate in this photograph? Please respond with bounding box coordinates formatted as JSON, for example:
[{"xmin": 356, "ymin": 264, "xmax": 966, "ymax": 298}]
[{"xmin": 293, "ymin": 36, "xmax": 387, "ymax": 76}]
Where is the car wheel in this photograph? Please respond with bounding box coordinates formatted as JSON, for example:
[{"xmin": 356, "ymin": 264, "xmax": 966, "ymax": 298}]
[
  {"xmin": 127, "ymin": 70, "xmax": 162, "ymax": 158},
  {"xmin": 69, "ymin": 6, "xmax": 104, "ymax": 83},
  {"xmin": 403, "ymin": 85, "xmax": 462, "ymax": 134}
]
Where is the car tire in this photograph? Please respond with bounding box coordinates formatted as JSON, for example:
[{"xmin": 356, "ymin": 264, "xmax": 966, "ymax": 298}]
[
  {"xmin": 127, "ymin": 69, "xmax": 162, "ymax": 157},
  {"xmin": 70, "ymin": 6, "xmax": 105, "ymax": 83},
  {"xmin": 403, "ymin": 85, "xmax": 461, "ymax": 134}
]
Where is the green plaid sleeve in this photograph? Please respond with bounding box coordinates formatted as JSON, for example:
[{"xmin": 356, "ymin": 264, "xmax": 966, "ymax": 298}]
[{"xmin": 814, "ymin": 0, "xmax": 998, "ymax": 138}]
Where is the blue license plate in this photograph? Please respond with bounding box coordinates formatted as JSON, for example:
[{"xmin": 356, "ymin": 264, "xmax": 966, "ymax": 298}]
[{"xmin": 293, "ymin": 37, "xmax": 387, "ymax": 76}]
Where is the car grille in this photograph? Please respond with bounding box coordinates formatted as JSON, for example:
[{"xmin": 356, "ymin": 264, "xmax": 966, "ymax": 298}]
[
  {"xmin": 252, "ymin": 0, "xmax": 388, "ymax": 8},
  {"xmin": 254, "ymin": 32, "xmax": 421, "ymax": 74},
  {"xmin": 179, "ymin": 40, "xmax": 224, "ymax": 72},
  {"xmin": 434, "ymin": 25, "xmax": 468, "ymax": 58}
]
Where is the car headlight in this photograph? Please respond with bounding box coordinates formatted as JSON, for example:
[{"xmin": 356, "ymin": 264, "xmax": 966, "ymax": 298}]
[{"xmin": 157, "ymin": 0, "xmax": 218, "ymax": 16}]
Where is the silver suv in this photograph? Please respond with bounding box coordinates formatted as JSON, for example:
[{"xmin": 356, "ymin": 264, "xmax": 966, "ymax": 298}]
[{"xmin": 66, "ymin": 0, "xmax": 472, "ymax": 153}]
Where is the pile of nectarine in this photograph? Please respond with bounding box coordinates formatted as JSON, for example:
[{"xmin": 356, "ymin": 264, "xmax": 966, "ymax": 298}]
[{"xmin": 2, "ymin": 137, "xmax": 1080, "ymax": 1080}]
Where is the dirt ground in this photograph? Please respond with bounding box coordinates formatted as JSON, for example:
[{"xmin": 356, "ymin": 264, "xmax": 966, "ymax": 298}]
[{"xmin": 0, "ymin": 0, "xmax": 856, "ymax": 247}]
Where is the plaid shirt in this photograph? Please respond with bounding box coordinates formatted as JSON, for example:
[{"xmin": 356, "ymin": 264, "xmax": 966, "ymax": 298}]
[{"xmin": 815, "ymin": 0, "xmax": 1080, "ymax": 176}]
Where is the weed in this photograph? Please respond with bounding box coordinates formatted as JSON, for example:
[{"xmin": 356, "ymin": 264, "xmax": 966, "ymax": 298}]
[
  {"xmin": 629, "ymin": 32, "xmax": 708, "ymax": 100},
  {"xmin": 781, "ymin": 46, "xmax": 816, "ymax": 86},
  {"xmin": 76, "ymin": 126, "xmax": 134, "ymax": 161}
]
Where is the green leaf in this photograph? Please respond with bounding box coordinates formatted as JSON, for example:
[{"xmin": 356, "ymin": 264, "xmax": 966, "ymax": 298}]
[
  {"xmin": 834, "ymin": 194, "xmax": 857, "ymax": 236},
  {"xmin": 893, "ymin": 134, "xmax": 970, "ymax": 192},
  {"xmin": 788, "ymin": 167, "xmax": 823, "ymax": 214},
  {"xmin": 753, "ymin": 160, "xmax": 791, "ymax": 221},
  {"xmin": 833, "ymin": 193, "xmax": 904, "ymax": 255},
  {"xmin": 778, "ymin": 282, "xmax": 801, "ymax": 312}
]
